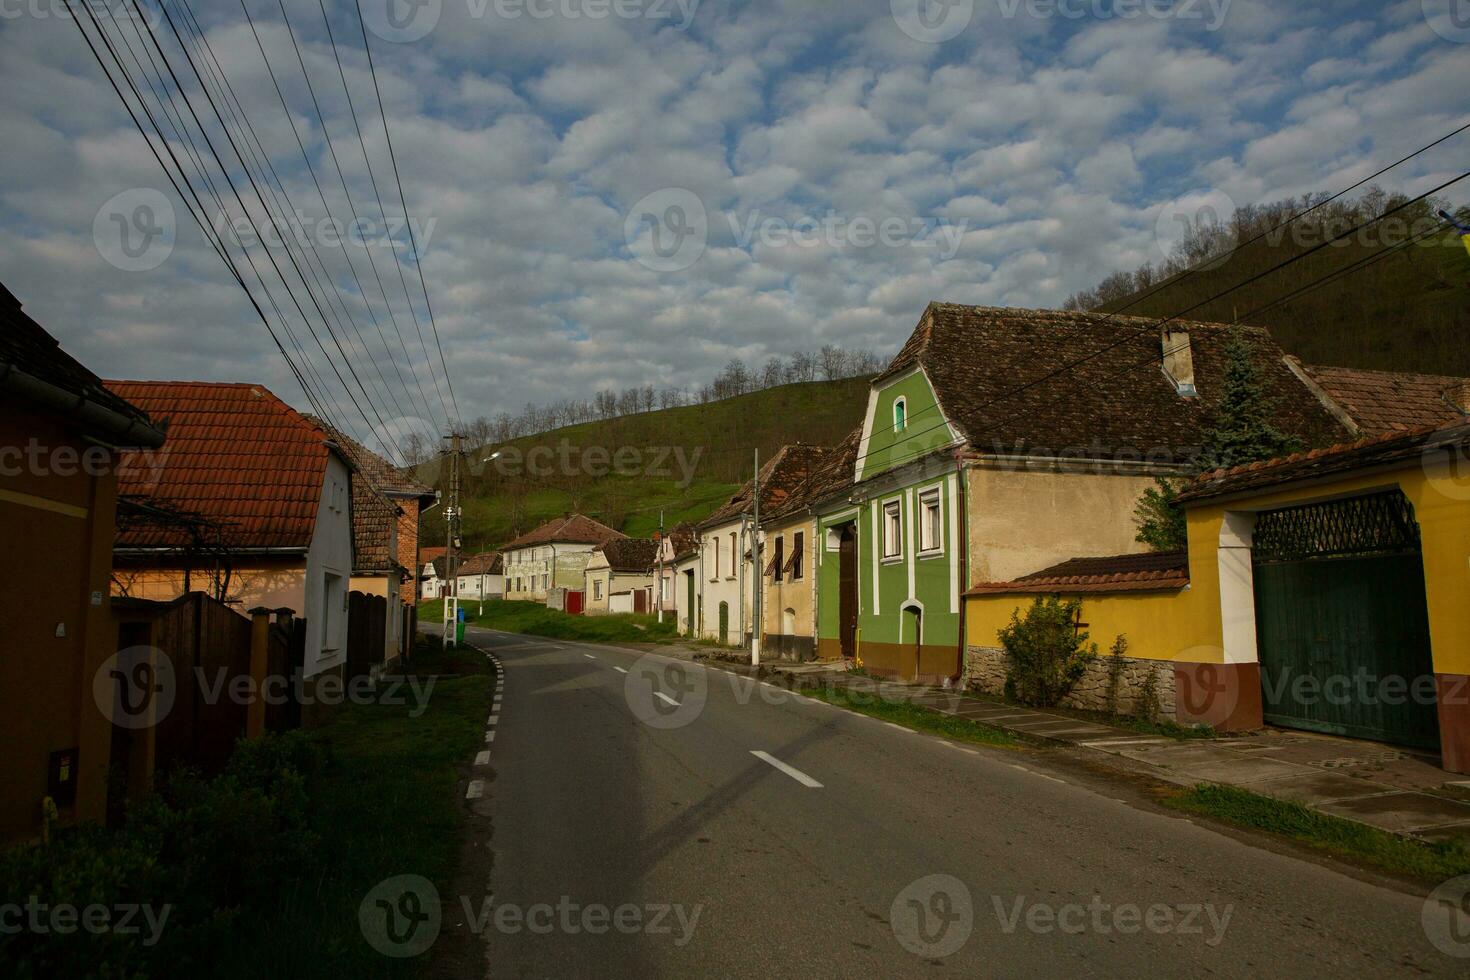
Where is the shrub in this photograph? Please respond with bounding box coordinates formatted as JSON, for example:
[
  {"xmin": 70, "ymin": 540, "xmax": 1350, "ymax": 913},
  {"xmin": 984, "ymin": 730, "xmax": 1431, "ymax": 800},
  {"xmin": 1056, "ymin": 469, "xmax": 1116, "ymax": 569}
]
[
  {"xmin": 998, "ymin": 597, "xmax": 1097, "ymax": 707},
  {"xmin": 1104, "ymin": 634, "xmax": 1129, "ymax": 717}
]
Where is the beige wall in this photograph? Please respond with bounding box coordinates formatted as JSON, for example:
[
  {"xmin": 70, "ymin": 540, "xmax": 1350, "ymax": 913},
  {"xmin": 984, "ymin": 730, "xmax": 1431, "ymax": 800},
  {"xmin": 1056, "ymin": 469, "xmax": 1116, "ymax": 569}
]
[
  {"xmin": 114, "ymin": 561, "xmax": 308, "ymax": 612},
  {"xmin": 966, "ymin": 463, "xmax": 1163, "ymax": 585},
  {"xmin": 762, "ymin": 516, "xmax": 816, "ymax": 647}
]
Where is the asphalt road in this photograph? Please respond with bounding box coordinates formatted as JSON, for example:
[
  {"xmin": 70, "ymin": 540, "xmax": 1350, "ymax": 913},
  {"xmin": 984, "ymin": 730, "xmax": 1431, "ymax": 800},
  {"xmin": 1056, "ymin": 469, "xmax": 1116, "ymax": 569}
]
[{"xmin": 465, "ymin": 626, "xmax": 1469, "ymax": 978}]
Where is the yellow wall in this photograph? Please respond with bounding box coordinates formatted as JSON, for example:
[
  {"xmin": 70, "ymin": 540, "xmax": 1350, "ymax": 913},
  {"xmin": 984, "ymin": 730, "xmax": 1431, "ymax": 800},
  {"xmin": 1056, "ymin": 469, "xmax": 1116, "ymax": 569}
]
[
  {"xmin": 762, "ymin": 516, "xmax": 817, "ymax": 641},
  {"xmin": 965, "ymin": 453, "xmax": 1470, "ymax": 675}
]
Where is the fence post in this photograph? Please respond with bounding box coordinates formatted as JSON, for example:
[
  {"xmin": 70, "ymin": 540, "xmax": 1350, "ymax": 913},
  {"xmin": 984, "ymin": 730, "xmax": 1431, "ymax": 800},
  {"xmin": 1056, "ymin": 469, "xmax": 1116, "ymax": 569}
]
[{"xmin": 247, "ymin": 608, "xmax": 271, "ymax": 739}]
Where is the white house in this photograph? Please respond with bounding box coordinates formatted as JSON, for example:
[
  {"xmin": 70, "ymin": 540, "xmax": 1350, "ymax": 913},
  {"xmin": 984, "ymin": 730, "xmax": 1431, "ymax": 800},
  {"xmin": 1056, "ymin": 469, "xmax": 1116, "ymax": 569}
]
[
  {"xmin": 584, "ymin": 538, "xmax": 658, "ymax": 615},
  {"xmin": 456, "ymin": 551, "xmax": 504, "ymax": 600},
  {"xmin": 654, "ymin": 523, "xmax": 698, "ymax": 630},
  {"xmin": 499, "ymin": 514, "xmax": 623, "ymax": 603}
]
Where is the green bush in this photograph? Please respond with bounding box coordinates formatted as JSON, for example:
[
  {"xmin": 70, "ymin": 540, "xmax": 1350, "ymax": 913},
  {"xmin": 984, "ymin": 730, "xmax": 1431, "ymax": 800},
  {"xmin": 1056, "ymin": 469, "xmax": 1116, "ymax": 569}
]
[
  {"xmin": 0, "ymin": 732, "xmax": 324, "ymax": 977},
  {"xmin": 998, "ymin": 597, "xmax": 1097, "ymax": 707}
]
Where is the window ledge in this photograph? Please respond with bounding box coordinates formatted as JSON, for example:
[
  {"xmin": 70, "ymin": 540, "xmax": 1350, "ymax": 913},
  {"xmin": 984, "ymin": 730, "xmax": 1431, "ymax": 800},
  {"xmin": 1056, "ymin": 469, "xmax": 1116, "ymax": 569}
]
[
  {"xmin": 916, "ymin": 548, "xmax": 945, "ymax": 560},
  {"xmin": 881, "ymin": 555, "xmax": 904, "ymax": 565}
]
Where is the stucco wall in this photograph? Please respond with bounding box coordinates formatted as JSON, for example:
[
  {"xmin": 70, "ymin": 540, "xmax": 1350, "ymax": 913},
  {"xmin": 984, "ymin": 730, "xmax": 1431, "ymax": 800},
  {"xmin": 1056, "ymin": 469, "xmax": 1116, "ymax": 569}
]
[
  {"xmin": 503, "ymin": 542, "xmax": 597, "ymax": 601},
  {"xmin": 965, "ymin": 464, "xmax": 1159, "ymax": 585},
  {"xmin": 762, "ymin": 516, "xmax": 817, "ymax": 659},
  {"xmin": 699, "ymin": 520, "xmax": 754, "ymax": 644}
]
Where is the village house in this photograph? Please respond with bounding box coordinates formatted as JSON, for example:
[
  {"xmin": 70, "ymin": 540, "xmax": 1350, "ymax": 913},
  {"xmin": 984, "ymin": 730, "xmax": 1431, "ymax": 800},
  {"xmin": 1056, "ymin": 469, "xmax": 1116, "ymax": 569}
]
[
  {"xmin": 499, "ymin": 514, "xmax": 623, "ymax": 605},
  {"xmin": 694, "ymin": 445, "xmax": 828, "ymax": 647},
  {"xmin": 0, "ymin": 284, "xmax": 167, "ymax": 843},
  {"xmin": 106, "ymin": 381, "xmax": 354, "ymax": 685},
  {"xmin": 965, "ymin": 421, "xmax": 1470, "ymax": 771},
  {"xmin": 811, "ymin": 304, "xmax": 1351, "ymax": 683},
  {"xmin": 654, "ymin": 523, "xmax": 698, "ymax": 629},
  {"xmin": 419, "ymin": 546, "xmax": 447, "ymax": 599},
  {"xmin": 583, "ymin": 537, "xmax": 659, "ymax": 614},
  {"xmin": 455, "ymin": 551, "xmax": 504, "ymax": 601},
  {"xmin": 758, "ymin": 440, "xmax": 851, "ymax": 661}
]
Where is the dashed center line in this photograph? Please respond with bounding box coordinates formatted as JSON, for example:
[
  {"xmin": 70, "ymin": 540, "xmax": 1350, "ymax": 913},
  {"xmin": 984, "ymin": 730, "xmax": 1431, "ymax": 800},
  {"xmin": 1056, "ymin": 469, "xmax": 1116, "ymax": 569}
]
[
  {"xmin": 751, "ymin": 751, "xmax": 823, "ymax": 788},
  {"xmin": 654, "ymin": 692, "xmax": 680, "ymax": 707},
  {"xmin": 613, "ymin": 666, "xmax": 628, "ymax": 674},
  {"xmin": 584, "ymin": 654, "xmax": 597, "ymax": 660}
]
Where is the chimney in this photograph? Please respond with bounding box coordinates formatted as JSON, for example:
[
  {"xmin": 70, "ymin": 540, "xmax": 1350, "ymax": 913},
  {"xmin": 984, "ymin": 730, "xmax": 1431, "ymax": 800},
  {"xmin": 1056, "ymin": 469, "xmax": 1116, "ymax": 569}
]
[{"xmin": 1162, "ymin": 329, "xmax": 1197, "ymax": 398}]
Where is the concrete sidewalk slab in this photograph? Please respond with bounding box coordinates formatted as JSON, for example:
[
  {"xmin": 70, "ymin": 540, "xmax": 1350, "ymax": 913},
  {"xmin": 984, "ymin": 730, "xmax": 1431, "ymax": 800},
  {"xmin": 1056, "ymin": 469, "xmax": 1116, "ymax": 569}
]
[
  {"xmin": 1247, "ymin": 771, "xmax": 1401, "ymax": 807},
  {"xmin": 1317, "ymin": 792, "xmax": 1470, "ymax": 833}
]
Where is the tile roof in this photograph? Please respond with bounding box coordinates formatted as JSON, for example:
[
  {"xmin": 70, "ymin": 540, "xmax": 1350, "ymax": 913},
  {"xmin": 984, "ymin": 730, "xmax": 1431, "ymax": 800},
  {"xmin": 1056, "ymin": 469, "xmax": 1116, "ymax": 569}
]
[
  {"xmin": 419, "ymin": 545, "xmax": 446, "ymax": 568},
  {"xmin": 1297, "ymin": 362, "xmax": 1469, "ymax": 435},
  {"xmin": 106, "ymin": 381, "xmax": 335, "ymax": 551},
  {"xmin": 699, "ymin": 444, "xmax": 833, "ymax": 529},
  {"xmin": 597, "ymin": 537, "xmax": 659, "ymax": 573},
  {"xmin": 352, "ymin": 481, "xmax": 403, "ymax": 574},
  {"xmin": 499, "ymin": 514, "xmax": 624, "ymax": 551},
  {"xmin": 661, "ymin": 522, "xmax": 699, "ymax": 562},
  {"xmin": 305, "ymin": 416, "xmax": 436, "ymax": 501},
  {"xmin": 770, "ymin": 429, "xmax": 862, "ymax": 518},
  {"xmin": 456, "ymin": 551, "xmax": 502, "ymax": 576},
  {"xmin": 967, "ymin": 551, "xmax": 1189, "ymax": 596},
  {"xmin": 1177, "ymin": 421, "xmax": 1470, "ymax": 505},
  {"xmin": 884, "ymin": 304, "xmax": 1349, "ymax": 463},
  {"xmin": 1, "ymin": 283, "xmax": 163, "ymax": 447}
]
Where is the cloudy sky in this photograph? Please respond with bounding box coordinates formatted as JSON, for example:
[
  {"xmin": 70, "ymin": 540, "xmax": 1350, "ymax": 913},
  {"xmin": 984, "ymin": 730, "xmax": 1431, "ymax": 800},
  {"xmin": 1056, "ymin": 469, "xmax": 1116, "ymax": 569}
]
[{"xmin": 2, "ymin": 0, "xmax": 1467, "ymax": 453}]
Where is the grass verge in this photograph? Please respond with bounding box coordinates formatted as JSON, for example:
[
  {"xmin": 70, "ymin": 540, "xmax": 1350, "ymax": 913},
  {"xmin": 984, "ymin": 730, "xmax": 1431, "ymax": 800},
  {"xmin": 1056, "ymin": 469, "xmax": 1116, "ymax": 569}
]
[
  {"xmin": 397, "ymin": 632, "xmax": 494, "ymax": 675},
  {"xmin": 419, "ymin": 598, "xmax": 678, "ymax": 645},
  {"xmin": 799, "ymin": 685, "xmax": 1019, "ymax": 748},
  {"xmin": 1165, "ymin": 783, "xmax": 1470, "ymax": 882}
]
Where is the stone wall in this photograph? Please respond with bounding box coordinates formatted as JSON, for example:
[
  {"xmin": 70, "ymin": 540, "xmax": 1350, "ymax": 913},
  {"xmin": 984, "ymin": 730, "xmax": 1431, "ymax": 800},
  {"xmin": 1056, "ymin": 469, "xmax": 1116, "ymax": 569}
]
[{"xmin": 965, "ymin": 645, "xmax": 1178, "ymax": 721}]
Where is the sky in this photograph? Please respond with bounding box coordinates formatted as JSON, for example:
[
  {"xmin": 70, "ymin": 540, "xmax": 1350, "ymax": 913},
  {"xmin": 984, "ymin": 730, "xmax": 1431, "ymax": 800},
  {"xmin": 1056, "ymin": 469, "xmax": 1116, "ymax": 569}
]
[{"xmin": 1, "ymin": 0, "xmax": 1467, "ymax": 455}]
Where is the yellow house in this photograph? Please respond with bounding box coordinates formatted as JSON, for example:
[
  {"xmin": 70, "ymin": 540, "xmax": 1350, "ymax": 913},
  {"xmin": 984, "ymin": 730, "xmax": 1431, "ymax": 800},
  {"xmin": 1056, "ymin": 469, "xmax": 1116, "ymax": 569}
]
[{"xmin": 965, "ymin": 422, "xmax": 1470, "ymax": 772}]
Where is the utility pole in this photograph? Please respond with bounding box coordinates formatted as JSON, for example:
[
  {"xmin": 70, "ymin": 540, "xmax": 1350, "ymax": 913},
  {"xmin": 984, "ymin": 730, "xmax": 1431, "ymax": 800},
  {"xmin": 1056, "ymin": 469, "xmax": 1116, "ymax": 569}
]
[
  {"xmin": 443, "ymin": 431, "xmax": 461, "ymax": 649},
  {"xmin": 656, "ymin": 508, "xmax": 665, "ymax": 624},
  {"xmin": 751, "ymin": 448, "xmax": 761, "ymax": 667}
]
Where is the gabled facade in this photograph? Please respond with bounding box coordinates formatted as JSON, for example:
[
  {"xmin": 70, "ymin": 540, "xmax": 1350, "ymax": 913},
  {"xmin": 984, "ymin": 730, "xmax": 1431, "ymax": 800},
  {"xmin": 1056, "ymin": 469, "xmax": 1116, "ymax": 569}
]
[
  {"xmin": 106, "ymin": 381, "xmax": 355, "ymax": 680},
  {"xmin": 814, "ymin": 303, "xmax": 1354, "ymax": 684},
  {"xmin": 499, "ymin": 514, "xmax": 623, "ymax": 602},
  {"xmin": 759, "ymin": 441, "xmax": 847, "ymax": 661},
  {"xmin": 584, "ymin": 538, "xmax": 658, "ymax": 615},
  {"xmin": 455, "ymin": 551, "xmax": 504, "ymax": 599},
  {"xmin": 653, "ymin": 522, "xmax": 696, "ymax": 621}
]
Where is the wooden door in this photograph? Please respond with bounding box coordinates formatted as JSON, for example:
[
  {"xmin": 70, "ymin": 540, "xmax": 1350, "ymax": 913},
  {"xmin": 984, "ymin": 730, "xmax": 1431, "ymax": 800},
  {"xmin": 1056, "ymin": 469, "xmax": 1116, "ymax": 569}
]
[{"xmin": 838, "ymin": 524, "xmax": 857, "ymax": 660}]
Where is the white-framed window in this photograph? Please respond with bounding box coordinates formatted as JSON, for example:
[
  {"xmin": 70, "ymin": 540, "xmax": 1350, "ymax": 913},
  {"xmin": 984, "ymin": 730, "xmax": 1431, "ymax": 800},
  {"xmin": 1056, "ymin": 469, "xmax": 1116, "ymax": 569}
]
[
  {"xmin": 728, "ymin": 531, "xmax": 737, "ymax": 577},
  {"xmin": 918, "ymin": 488, "xmax": 942, "ymax": 554},
  {"xmin": 882, "ymin": 500, "xmax": 902, "ymax": 559},
  {"xmin": 893, "ymin": 396, "xmax": 907, "ymax": 433},
  {"xmin": 593, "ymin": 579, "xmax": 603, "ymax": 600},
  {"xmin": 711, "ymin": 537, "xmax": 721, "ymax": 581}
]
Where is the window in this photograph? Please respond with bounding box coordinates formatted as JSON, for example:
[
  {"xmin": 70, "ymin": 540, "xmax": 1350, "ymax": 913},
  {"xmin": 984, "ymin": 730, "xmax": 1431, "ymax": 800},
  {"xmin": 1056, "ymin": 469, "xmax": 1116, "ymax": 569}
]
[
  {"xmin": 711, "ymin": 537, "xmax": 721, "ymax": 581},
  {"xmin": 893, "ymin": 397, "xmax": 907, "ymax": 432},
  {"xmin": 791, "ymin": 531, "xmax": 805, "ymax": 580},
  {"xmin": 593, "ymin": 579, "xmax": 603, "ymax": 600},
  {"xmin": 321, "ymin": 572, "xmax": 344, "ymax": 653},
  {"xmin": 882, "ymin": 500, "xmax": 902, "ymax": 559},
  {"xmin": 773, "ymin": 536, "xmax": 784, "ymax": 582},
  {"xmin": 728, "ymin": 532, "xmax": 737, "ymax": 577},
  {"xmin": 918, "ymin": 489, "xmax": 942, "ymax": 553}
]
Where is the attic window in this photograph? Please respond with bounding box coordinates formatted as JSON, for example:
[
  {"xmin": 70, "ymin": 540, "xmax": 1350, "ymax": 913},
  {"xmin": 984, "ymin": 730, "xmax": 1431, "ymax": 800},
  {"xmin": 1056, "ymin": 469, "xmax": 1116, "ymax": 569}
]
[{"xmin": 893, "ymin": 397, "xmax": 908, "ymax": 433}]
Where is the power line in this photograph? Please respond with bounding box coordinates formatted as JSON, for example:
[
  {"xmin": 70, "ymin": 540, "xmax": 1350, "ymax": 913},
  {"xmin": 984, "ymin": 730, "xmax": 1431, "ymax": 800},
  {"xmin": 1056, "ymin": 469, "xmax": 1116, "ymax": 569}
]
[{"xmin": 353, "ymin": 0, "xmax": 460, "ymax": 423}]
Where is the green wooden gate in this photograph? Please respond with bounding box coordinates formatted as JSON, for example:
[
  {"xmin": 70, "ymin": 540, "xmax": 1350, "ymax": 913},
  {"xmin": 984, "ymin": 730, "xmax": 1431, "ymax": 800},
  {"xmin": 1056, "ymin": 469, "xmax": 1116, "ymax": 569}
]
[{"xmin": 1252, "ymin": 491, "xmax": 1439, "ymax": 749}]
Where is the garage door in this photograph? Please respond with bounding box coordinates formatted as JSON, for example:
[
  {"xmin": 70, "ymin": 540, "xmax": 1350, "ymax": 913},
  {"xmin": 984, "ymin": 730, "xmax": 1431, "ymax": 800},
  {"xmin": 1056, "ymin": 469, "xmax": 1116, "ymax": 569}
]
[{"xmin": 1252, "ymin": 490, "xmax": 1439, "ymax": 749}]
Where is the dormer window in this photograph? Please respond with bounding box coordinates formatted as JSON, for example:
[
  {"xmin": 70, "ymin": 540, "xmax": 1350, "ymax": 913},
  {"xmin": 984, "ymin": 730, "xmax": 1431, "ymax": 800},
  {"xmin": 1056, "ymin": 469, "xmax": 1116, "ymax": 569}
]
[{"xmin": 893, "ymin": 397, "xmax": 908, "ymax": 433}]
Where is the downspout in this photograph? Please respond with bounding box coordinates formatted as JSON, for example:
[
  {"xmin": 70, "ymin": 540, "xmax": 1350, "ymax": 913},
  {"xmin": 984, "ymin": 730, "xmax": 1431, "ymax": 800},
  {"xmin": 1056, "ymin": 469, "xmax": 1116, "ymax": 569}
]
[{"xmin": 952, "ymin": 450, "xmax": 969, "ymax": 689}]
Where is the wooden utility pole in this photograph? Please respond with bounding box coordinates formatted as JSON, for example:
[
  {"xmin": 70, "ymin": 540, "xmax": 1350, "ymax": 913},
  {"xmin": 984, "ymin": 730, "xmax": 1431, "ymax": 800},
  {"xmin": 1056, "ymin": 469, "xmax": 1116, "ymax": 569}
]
[
  {"xmin": 656, "ymin": 509, "xmax": 665, "ymax": 624},
  {"xmin": 751, "ymin": 448, "xmax": 761, "ymax": 667},
  {"xmin": 443, "ymin": 432, "xmax": 461, "ymax": 649}
]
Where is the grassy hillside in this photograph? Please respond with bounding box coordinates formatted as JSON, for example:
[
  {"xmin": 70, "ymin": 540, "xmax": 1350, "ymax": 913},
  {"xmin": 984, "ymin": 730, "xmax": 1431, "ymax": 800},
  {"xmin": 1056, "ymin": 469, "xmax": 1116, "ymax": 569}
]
[
  {"xmin": 1085, "ymin": 196, "xmax": 1470, "ymax": 375},
  {"xmin": 418, "ymin": 376, "xmax": 872, "ymax": 551}
]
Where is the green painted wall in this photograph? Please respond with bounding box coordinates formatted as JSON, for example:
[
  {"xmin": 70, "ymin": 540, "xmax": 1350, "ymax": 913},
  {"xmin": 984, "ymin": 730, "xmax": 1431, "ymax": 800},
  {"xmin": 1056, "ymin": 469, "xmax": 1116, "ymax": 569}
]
[{"xmin": 857, "ymin": 370, "xmax": 956, "ymax": 483}]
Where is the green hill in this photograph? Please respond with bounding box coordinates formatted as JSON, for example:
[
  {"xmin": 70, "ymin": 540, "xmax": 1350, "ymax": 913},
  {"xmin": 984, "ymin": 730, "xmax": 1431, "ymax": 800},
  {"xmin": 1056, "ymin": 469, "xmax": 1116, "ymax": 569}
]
[
  {"xmin": 1075, "ymin": 193, "xmax": 1470, "ymax": 376},
  {"xmin": 417, "ymin": 377, "xmax": 872, "ymax": 550}
]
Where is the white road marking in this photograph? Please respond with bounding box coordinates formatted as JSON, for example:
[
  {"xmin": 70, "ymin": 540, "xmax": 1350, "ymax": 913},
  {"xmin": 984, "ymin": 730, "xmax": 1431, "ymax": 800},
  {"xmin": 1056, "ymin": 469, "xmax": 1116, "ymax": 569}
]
[
  {"xmin": 487, "ymin": 730, "xmax": 497, "ymax": 742},
  {"xmin": 1009, "ymin": 763, "xmax": 1066, "ymax": 785},
  {"xmin": 488, "ymin": 713, "xmax": 499, "ymax": 725},
  {"xmin": 654, "ymin": 692, "xmax": 679, "ymax": 707},
  {"xmin": 474, "ymin": 751, "xmax": 490, "ymax": 766},
  {"xmin": 1078, "ymin": 738, "xmax": 1168, "ymax": 748},
  {"xmin": 466, "ymin": 779, "xmax": 485, "ymax": 799},
  {"xmin": 943, "ymin": 742, "xmax": 980, "ymax": 755},
  {"xmin": 884, "ymin": 722, "xmax": 914, "ymax": 733},
  {"xmin": 750, "ymin": 750, "xmax": 823, "ymax": 788},
  {"xmin": 613, "ymin": 666, "xmax": 628, "ymax": 674},
  {"xmin": 584, "ymin": 654, "xmax": 597, "ymax": 660}
]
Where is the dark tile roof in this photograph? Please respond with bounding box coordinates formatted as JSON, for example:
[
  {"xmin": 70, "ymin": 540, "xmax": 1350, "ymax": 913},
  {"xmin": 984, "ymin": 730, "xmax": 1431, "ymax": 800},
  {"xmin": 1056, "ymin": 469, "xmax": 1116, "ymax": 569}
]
[
  {"xmin": 106, "ymin": 381, "xmax": 336, "ymax": 551},
  {"xmin": 456, "ymin": 551, "xmax": 502, "ymax": 576},
  {"xmin": 352, "ymin": 482, "xmax": 402, "ymax": 575},
  {"xmin": 306, "ymin": 416, "xmax": 435, "ymax": 501},
  {"xmin": 597, "ymin": 537, "xmax": 659, "ymax": 573},
  {"xmin": 500, "ymin": 514, "xmax": 624, "ymax": 551},
  {"xmin": 1177, "ymin": 421, "xmax": 1470, "ymax": 505},
  {"xmin": 419, "ymin": 545, "xmax": 446, "ymax": 567},
  {"xmin": 1, "ymin": 284, "xmax": 161, "ymax": 446},
  {"xmin": 1298, "ymin": 363, "xmax": 1468, "ymax": 435},
  {"xmin": 699, "ymin": 444, "xmax": 832, "ymax": 529},
  {"xmin": 885, "ymin": 304, "xmax": 1349, "ymax": 463},
  {"xmin": 772, "ymin": 429, "xmax": 862, "ymax": 518},
  {"xmin": 968, "ymin": 551, "xmax": 1189, "ymax": 596},
  {"xmin": 661, "ymin": 522, "xmax": 699, "ymax": 562}
]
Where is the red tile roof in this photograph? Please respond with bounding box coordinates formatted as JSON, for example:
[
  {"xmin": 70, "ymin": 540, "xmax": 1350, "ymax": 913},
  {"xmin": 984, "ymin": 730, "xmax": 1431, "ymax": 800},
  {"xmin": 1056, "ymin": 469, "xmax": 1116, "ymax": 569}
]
[
  {"xmin": 456, "ymin": 552, "xmax": 502, "ymax": 576},
  {"xmin": 499, "ymin": 514, "xmax": 623, "ymax": 551},
  {"xmin": 352, "ymin": 482, "xmax": 402, "ymax": 574},
  {"xmin": 699, "ymin": 444, "xmax": 833, "ymax": 530},
  {"xmin": 1177, "ymin": 421, "xmax": 1470, "ymax": 504},
  {"xmin": 596, "ymin": 537, "xmax": 659, "ymax": 573},
  {"xmin": 1298, "ymin": 363, "xmax": 1469, "ymax": 435},
  {"xmin": 106, "ymin": 381, "xmax": 337, "ymax": 551},
  {"xmin": 967, "ymin": 551, "xmax": 1190, "ymax": 596},
  {"xmin": 306, "ymin": 415, "xmax": 435, "ymax": 501}
]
